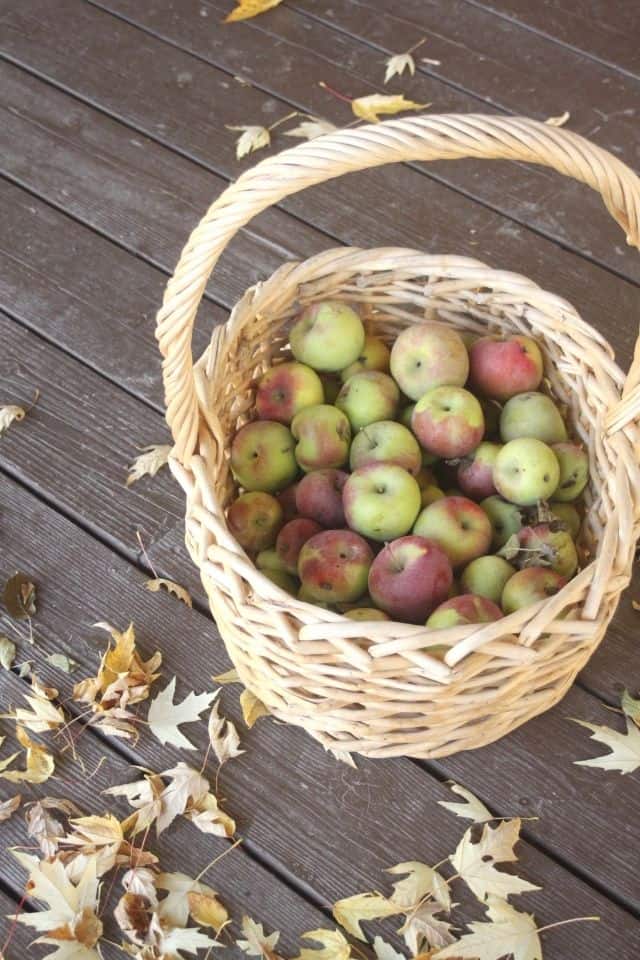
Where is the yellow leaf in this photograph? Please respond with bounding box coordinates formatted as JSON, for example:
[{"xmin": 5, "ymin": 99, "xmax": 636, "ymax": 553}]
[
  {"xmin": 240, "ymin": 688, "xmax": 270, "ymax": 728},
  {"xmin": 0, "ymin": 636, "xmax": 16, "ymax": 669},
  {"xmin": 224, "ymin": 0, "xmax": 284, "ymax": 23},
  {"xmin": 188, "ymin": 890, "xmax": 229, "ymax": 932},
  {"xmin": 63, "ymin": 813, "xmax": 124, "ymax": 847},
  {"xmin": 208, "ymin": 695, "xmax": 244, "ymax": 764},
  {"xmin": 293, "ymin": 929, "xmax": 352, "ymax": 960},
  {"xmin": 145, "ymin": 577, "xmax": 193, "ymax": 607},
  {"xmin": 126, "ymin": 444, "xmax": 171, "ymax": 486},
  {"xmin": 237, "ymin": 915, "xmax": 281, "ymax": 959},
  {"xmin": 384, "ymin": 52, "xmax": 416, "ymax": 84},
  {"xmin": 0, "ymin": 726, "xmax": 54, "ymax": 784},
  {"xmin": 226, "ymin": 124, "xmax": 271, "ymax": 159},
  {"xmin": 351, "ymin": 94, "xmax": 430, "ymax": 124},
  {"xmin": 284, "ymin": 118, "xmax": 337, "ymax": 141},
  {"xmin": 213, "ymin": 668, "xmax": 240, "ymax": 685},
  {"xmin": 333, "ymin": 892, "xmax": 401, "ymax": 941}
]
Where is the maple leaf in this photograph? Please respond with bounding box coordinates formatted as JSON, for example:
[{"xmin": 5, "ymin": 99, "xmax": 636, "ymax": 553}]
[
  {"xmin": 284, "ymin": 118, "xmax": 337, "ymax": 140},
  {"xmin": 212, "ymin": 668, "xmax": 240, "ymax": 685},
  {"xmin": 435, "ymin": 896, "xmax": 542, "ymax": 960},
  {"xmin": 208, "ymin": 694, "xmax": 244, "ymax": 764},
  {"xmin": 126, "ymin": 444, "xmax": 171, "ymax": 486},
  {"xmin": 0, "ymin": 635, "xmax": 16, "ymax": 669},
  {"xmin": 0, "ymin": 794, "xmax": 21, "ymax": 822},
  {"xmin": 115, "ymin": 891, "xmax": 152, "ymax": 946},
  {"xmin": 145, "ymin": 578, "xmax": 192, "ymax": 607},
  {"xmin": 25, "ymin": 797, "xmax": 81, "ymax": 858},
  {"xmin": 0, "ymin": 403, "xmax": 26, "ymax": 435},
  {"xmin": 388, "ymin": 861, "xmax": 451, "ymax": 911},
  {"xmin": 160, "ymin": 923, "xmax": 221, "ymax": 955},
  {"xmin": 399, "ymin": 901, "xmax": 457, "ymax": 954},
  {"xmin": 438, "ymin": 782, "xmax": 493, "ymax": 823},
  {"xmin": 621, "ymin": 690, "xmax": 640, "ymax": 726},
  {"xmin": 572, "ymin": 717, "xmax": 640, "ymax": 774},
  {"xmin": 0, "ymin": 725, "xmax": 55, "ymax": 784},
  {"xmin": 450, "ymin": 819, "xmax": 540, "ymax": 902},
  {"xmin": 351, "ymin": 94, "xmax": 430, "ymax": 124},
  {"xmin": 8, "ymin": 676, "xmax": 66, "ymax": 732},
  {"xmin": 545, "ymin": 111, "xmax": 570, "ymax": 127},
  {"xmin": 333, "ymin": 892, "xmax": 401, "ymax": 941},
  {"xmin": 226, "ymin": 124, "xmax": 271, "ymax": 159},
  {"xmin": 188, "ymin": 890, "xmax": 229, "ymax": 932},
  {"xmin": 123, "ymin": 866, "xmax": 159, "ymax": 907},
  {"xmin": 384, "ymin": 53, "xmax": 416, "ymax": 84},
  {"xmin": 240, "ymin": 689, "xmax": 270, "ymax": 728},
  {"xmin": 185, "ymin": 788, "xmax": 236, "ymax": 838},
  {"xmin": 13, "ymin": 851, "xmax": 103, "ymax": 958},
  {"xmin": 372, "ymin": 936, "xmax": 405, "ymax": 960},
  {"xmin": 224, "ymin": 0, "xmax": 283, "ymax": 22},
  {"xmin": 156, "ymin": 763, "xmax": 210, "ymax": 835},
  {"xmin": 237, "ymin": 915, "xmax": 281, "ymax": 959},
  {"xmin": 156, "ymin": 872, "xmax": 223, "ymax": 929},
  {"xmin": 148, "ymin": 678, "xmax": 216, "ymax": 750},
  {"xmin": 293, "ymin": 929, "xmax": 352, "ymax": 960},
  {"xmin": 105, "ymin": 773, "xmax": 166, "ymax": 836}
]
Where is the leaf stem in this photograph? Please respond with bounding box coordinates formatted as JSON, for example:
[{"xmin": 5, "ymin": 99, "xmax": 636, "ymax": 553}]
[
  {"xmin": 536, "ymin": 915, "xmax": 600, "ymax": 935},
  {"xmin": 268, "ymin": 110, "xmax": 300, "ymax": 132},
  {"xmin": 195, "ymin": 837, "xmax": 243, "ymax": 882},
  {"xmin": 406, "ymin": 37, "xmax": 427, "ymax": 55},
  {"xmin": 319, "ymin": 81, "xmax": 353, "ymax": 104}
]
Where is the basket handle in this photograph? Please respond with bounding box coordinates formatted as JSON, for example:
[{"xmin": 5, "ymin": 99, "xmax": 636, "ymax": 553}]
[{"xmin": 156, "ymin": 114, "xmax": 640, "ymax": 464}]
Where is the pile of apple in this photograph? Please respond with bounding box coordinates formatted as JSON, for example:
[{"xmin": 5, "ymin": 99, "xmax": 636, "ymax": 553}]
[{"xmin": 227, "ymin": 301, "xmax": 588, "ymax": 632}]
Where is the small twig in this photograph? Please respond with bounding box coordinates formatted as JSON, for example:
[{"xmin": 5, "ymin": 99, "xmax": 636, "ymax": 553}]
[
  {"xmin": 319, "ymin": 80, "xmax": 353, "ymax": 104},
  {"xmin": 195, "ymin": 837, "xmax": 243, "ymax": 882},
  {"xmin": 136, "ymin": 529, "xmax": 159, "ymax": 579},
  {"xmin": 405, "ymin": 36, "xmax": 427, "ymax": 55}
]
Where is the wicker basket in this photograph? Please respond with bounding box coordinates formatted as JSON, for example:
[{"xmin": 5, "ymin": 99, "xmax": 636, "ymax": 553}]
[{"xmin": 156, "ymin": 114, "xmax": 640, "ymax": 760}]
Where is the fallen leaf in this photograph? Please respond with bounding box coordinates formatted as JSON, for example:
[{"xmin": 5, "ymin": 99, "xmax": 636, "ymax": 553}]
[
  {"xmin": 0, "ymin": 725, "xmax": 55, "ymax": 784},
  {"xmin": 8, "ymin": 676, "xmax": 66, "ymax": 732},
  {"xmin": 388, "ymin": 861, "xmax": 451, "ymax": 911},
  {"xmin": 160, "ymin": 923, "xmax": 221, "ymax": 955},
  {"xmin": 122, "ymin": 866, "xmax": 159, "ymax": 907},
  {"xmin": 224, "ymin": 0, "xmax": 284, "ymax": 22},
  {"xmin": 227, "ymin": 124, "xmax": 271, "ymax": 158},
  {"xmin": 126, "ymin": 444, "xmax": 171, "ymax": 486},
  {"xmin": 384, "ymin": 52, "xmax": 416, "ymax": 84},
  {"xmin": 0, "ymin": 794, "xmax": 21, "ymax": 822},
  {"xmin": 497, "ymin": 533, "xmax": 521, "ymax": 562},
  {"xmin": 156, "ymin": 872, "xmax": 220, "ymax": 928},
  {"xmin": 399, "ymin": 901, "xmax": 457, "ymax": 954},
  {"xmin": 156, "ymin": 763, "xmax": 210, "ymax": 835},
  {"xmin": 46, "ymin": 653, "xmax": 78, "ymax": 673},
  {"xmin": 438, "ymin": 782, "xmax": 493, "ymax": 823},
  {"xmin": 208, "ymin": 694, "xmax": 244, "ymax": 764},
  {"xmin": 572, "ymin": 716, "xmax": 640, "ymax": 774},
  {"xmin": 188, "ymin": 890, "xmax": 229, "ymax": 932},
  {"xmin": 284, "ymin": 118, "xmax": 338, "ymax": 140},
  {"xmin": 632, "ymin": 599, "xmax": 640, "ymax": 612},
  {"xmin": 333, "ymin": 892, "xmax": 400, "ymax": 941},
  {"xmin": 0, "ymin": 636, "xmax": 16, "ymax": 669},
  {"xmin": 105, "ymin": 773, "xmax": 164, "ymax": 837},
  {"xmin": 3, "ymin": 572, "xmax": 37, "ymax": 620},
  {"xmin": 25, "ymin": 797, "xmax": 81, "ymax": 858},
  {"xmin": 213, "ymin": 668, "xmax": 240, "ymax": 684},
  {"xmin": 373, "ymin": 936, "xmax": 405, "ymax": 960},
  {"xmin": 621, "ymin": 690, "xmax": 640, "ymax": 726},
  {"xmin": 294, "ymin": 929, "xmax": 352, "ymax": 960},
  {"xmin": 240, "ymin": 689, "xmax": 270, "ymax": 728},
  {"xmin": 545, "ymin": 110, "xmax": 570, "ymax": 127},
  {"xmin": 435, "ymin": 896, "xmax": 541, "ymax": 960},
  {"xmin": 185, "ymin": 789, "xmax": 236, "ymax": 838},
  {"xmin": 327, "ymin": 747, "xmax": 357, "ymax": 768},
  {"xmin": 450, "ymin": 819, "xmax": 540, "ymax": 902},
  {"xmin": 351, "ymin": 94, "xmax": 430, "ymax": 123},
  {"xmin": 237, "ymin": 915, "xmax": 282, "ymax": 959},
  {"xmin": 145, "ymin": 578, "xmax": 192, "ymax": 607},
  {"xmin": 0, "ymin": 404, "xmax": 26, "ymax": 435},
  {"xmin": 115, "ymin": 891, "xmax": 151, "ymax": 946},
  {"xmin": 148, "ymin": 678, "xmax": 217, "ymax": 750}
]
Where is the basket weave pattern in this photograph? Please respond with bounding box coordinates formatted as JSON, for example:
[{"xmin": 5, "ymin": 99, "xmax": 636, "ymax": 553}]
[{"xmin": 157, "ymin": 116, "xmax": 640, "ymax": 758}]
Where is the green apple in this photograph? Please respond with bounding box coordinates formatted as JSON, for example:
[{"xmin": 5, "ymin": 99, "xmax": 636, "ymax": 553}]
[
  {"xmin": 460, "ymin": 555, "xmax": 515, "ymax": 605},
  {"xmin": 390, "ymin": 323, "xmax": 469, "ymax": 401},
  {"xmin": 343, "ymin": 464, "xmax": 421, "ymax": 541},
  {"xmin": 340, "ymin": 335, "xmax": 390, "ymax": 381},
  {"xmin": 290, "ymin": 300, "xmax": 365, "ymax": 372},
  {"xmin": 256, "ymin": 361, "xmax": 324, "ymax": 424},
  {"xmin": 349, "ymin": 420, "xmax": 421, "ymax": 474},
  {"xmin": 518, "ymin": 523, "xmax": 578, "ymax": 577},
  {"xmin": 494, "ymin": 438, "xmax": 560, "ymax": 505},
  {"xmin": 500, "ymin": 392, "xmax": 568, "ymax": 444},
  {"xmin": 502, "ymin": 566, "xmax": 567, "ymax": 614},
  {"xmin": 262, "ymin": 569, "xmax": 298, "ymax": 594},
  {"xmin": 551, "ymin": 442, "xmax": 589, "ymax": 502},
  {"xmin": 480, "ymin": 495, "xmax": 523, "ymax": 549},
  {"xmin": 291, "ymin": 404, "xmax": 351, "ymax": 471},
  {"xmin": 344, "ymin": 607, "xmax": 390, "ymax": 621},
  {"xmin": 256, "ymin": 547, "xmax": 287, "ymax": 573},
  {"xmin": 549, "ymin": 501, "xmax": 581, "ymax": 539},
  {"xmin": 412, "ymin": 386, "xmax": 484, "ymax": 458},
  {"xmin": 336, "ymin": 371, "xmax": 399, "ymax": 431},
  {"xmin": 230, "ymin": 420, "xmax": 298, "ymax": 493}
]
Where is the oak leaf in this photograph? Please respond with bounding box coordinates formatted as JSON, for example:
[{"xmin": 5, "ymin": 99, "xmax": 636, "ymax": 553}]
[
  {"xmin": 572, "ymin": 717, "xmax": 640, "ymax": 774},
  {"xmin": 126, "ymin": 444, "xmax": 171, "ymax": 486},
  {"xmin": 351, "ymin": 94, "xmax": 430, "ymax": 124},
  {"xmin": 224, "ymin": 0, "xmax": 284, "ymax": 23},
  {"xmin": 237, "ymin": 915, "xmax": 281, "ymax": 959},
  {"xmin": 333, "ymin": 892, "xmax": 400, "ymax": 940},
  {"xmin": 240, "ymin": 689, "xmax": 270, "ymax": 727},
  {"xmin": 450, "ymin": 819, "xmax": 539, "ymax": 902},
  {"xmin": 208, "ymin": 694, "xmax": 244, "ymax": 764},
  {"xmin": 148, "ymin": 678, "xmax": 217, "ymax": 750},
  {"xmin": 438, "ymin": 782, "xmax": 493, "ymax": 823},
  {"xmin": 145, "ymin": 578, "xmax": 192, "ymax": 607},
  {"xmin": 293, "ymin": 929, "xmax": 352, "ymax": 960},
  {"xmin": 384, "ymin": 52, "xmax": 416, "ymax": 84},
  {"xmin": 284, "ymin": 118, "xmax": 337, "ymax": 140},
  {"xmin": 0, "ymin": 725, "xmax": 55, "ymax": 784},
  {"xmin": 227, "ymin": 125, "xmax": 271, "ymax": 159},
  {"xmin": 435, "ymin": 896, "xmax": 541, "ymax": 960}
]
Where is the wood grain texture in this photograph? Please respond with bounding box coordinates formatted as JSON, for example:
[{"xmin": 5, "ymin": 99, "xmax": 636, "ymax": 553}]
[{"xmin": 0, "ymin": 470, "xmax": 638, "ymax": 955}]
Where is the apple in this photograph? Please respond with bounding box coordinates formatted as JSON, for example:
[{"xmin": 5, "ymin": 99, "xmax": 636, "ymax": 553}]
[
  {"xmin": 227, "ymin": 491, "xmax": 283, "ymax": 552},
  {"xmin": 344, "ymin": 607, "xmax": 390, "ymax": 621},
  {"xmin": 340, "ymin": 335, "xmax": 390, "ymax": 381},
  {"xmin": 256, "ymin": 361, "xmax": 324, "ymax": 424},
  {"xmin": 460, "ymin": 555, "xmax": 515, "ymax": 605},
  {"xmin": 551, "ymin": 442, "xmax": 589, "ymax": 502},
  {"xmin": 295, "ymin": 469, "xmax": 347, "ymax": 528},
  {"xmin": 349, "ymin": 421, "xmax": 421, "ymax": 474},
  {"xmin": 550, "ymin": 501, "xmax": 581, "ymax": 539},
  {"xmin": 343, "ymin": 464, "xmax": 421, "ymax": 541},
  {"xmin": 413, "ymin": 495, "xmax": 492, "ymax": 568},
  {"xmin": 426, "ymin": 594, "xmax": 503, "ymax": 628},
  {"xmin": 276, "ymin": 483, "xmax": 299, "ymax": 522},
  {"xmin": 256, "ymin": 547, "xmax": 287, "ymax": 572},
  {"xmin": 262, "ymin": 569, "xmax": 298, "ymax": 594},
  {"xmin": 390, "ymin": 323, "xmax": 469, "ymax": 401},
  {"xmin": 500, "ymin": 392, "xmax": 568, "ymax": 444},
  {"xmin": 480, "ymin": 496, "xmax": 523, "ymax": 550},
  {"xmin": 412, "ymin": 386, "xmax": 484, "ymax": 458},
  {"xmin": 494, "ymin": 438, "xmax": 560, "ymax": 505},
  {"xmin": 230, "ymin": 420, "xmax": 298, "ymax": 493},
  {"xmin": 517, "ymin": 523, "xmax": 578, "ymax": 577},
  {"xmin": 368, "ymin": 534, "xmax": 453, "ymax": 623},
  {"xmin": 335, "ymin": 371, "xmax": 399, "ymax": 431},
  {"xmin": 298, "ymin": 530, "xmax": 373, "ymax": 604},
  {"xmin": 297, "ymin": 584, "xmax": 332, "ymax": 608},
  {"xmin": 276, "ymin": 517, "xmax": 323, "ymax": 574},
  {"xmin": 469, "ymin": 335, "xmax": 543, "ymax": 400},
  {"xmin": 291, "ymin": 404, "xmax": 351, "ymax": 471},
  {"xmin": 457, "ymin": 442, "xmax": 502, "ymax": 500},
  {"xmin": 502, "ymin": 566, "xmax": 567, "ymax": 614},
  {"xmin": 290, "ymin": 300, "xmax": 365, "ymax": 372}
]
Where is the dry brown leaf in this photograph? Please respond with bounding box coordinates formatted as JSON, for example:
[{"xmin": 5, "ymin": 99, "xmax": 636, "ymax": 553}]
[
  {"xmin": 115, "ymin": 891, "xmax": 152, "ymax": 946},
  {"xmin": 148, "ymin": 678, "xmax": 216, "ymax": 750},
  {"xmin": 237, "ymin": 915, "xmax": 282, "ymax": 958},
  {"xmin": 352, "ymin": 94, "xmax": 430, "ymax": 123},
  {"xmin": 0, "ymin": 404, "xmax": 26, "ymax": 435},
  {"xmin": 145, "ymin": 577, "xmax": 193, "ymax": 607},
  {"xmin": 240, "ymin": 688, "xmax": 270, "ymax": 728},
  {"xmin": 545, "ymin": 110, "xmax": 570, "ymax": 127},
  {"xmin": 25, "ymin": 797, "xmax": 80, "ymax": 858},
  {"xmin": 227, "ymin": 124, "xmax": 271, "ymax": 159},
  {"xmin": 0, "ymin": 636, "xmax": 16, "ymax": 669},
  {"xmin": 293, "ymin": 929, "xmax": 352, "ymax": 960},
  {"xmin": 0, "ymin": 794, "xmax": 21, "ymax": 823},
  {"xmin": 126, "ymin": 444, "xmax": 171, "ymax": 486},
  {"xmin": 122, "ymin": 866, "xmax": 159, "ymax": 907},
  {"xmin": 208, "ymin": 694, "xmax": 244, "ymax": 764},
  {"xmin": 284, "ymin": 118, "xmax": 337, "ymax": 140},
  {"xmin": 333, "ymin": 892, "xmax": 400, "ymax": 941},
  {"xmin": 224, "ymin": 0, "xmax": 284, "ymax": 22},
  {"xmin": 3, "ymin": 572, "xmax": 37, "ymax": 620},
  {"xmin": 0, "ymin": 725, "xmax": 55, "ymax": 784},
  {"xmin": 450, "ymin": 818, "xmax": 539, "ymax": 902}
]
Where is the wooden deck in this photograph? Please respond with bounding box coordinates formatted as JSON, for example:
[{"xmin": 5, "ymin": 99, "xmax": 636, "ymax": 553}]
[{"xmin": 0, "ymin": 1, "xmax": 639, "ymax": 957}]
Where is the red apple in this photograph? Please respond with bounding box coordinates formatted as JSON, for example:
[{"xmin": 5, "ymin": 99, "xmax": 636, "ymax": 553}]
[
  {"xmin": 256, "ymin": 361, "xmax": 324, "ymax": 424},
  {"xmin": 426, "ymin": 594, "xmax": 503, "ymax": 628},
  {"xmin": 502, "ymin": 566, "xmax": 567, "ymax": 613},
  {"xmin": 295, "ymin": 469, "xmax": 347, "ymax": 528},
  {"xmin": 227, "ymin": 491, "xmax": 283, "ymax": 553},
  {"xmin": 457, "ymin": 442, "xmax": 502, "ymax": 501},
  {"xmin": 412, "ymin": 386, "xmax": 484, "ymax": 459},
  {"xmin": 298, "ymin": 529, "xmax": 373, "ymax": 604},
  {"xmin": 413, "ymin": 495, "xmax": 492, "ymax": 568},
  {"xmin": 276, "ymin": 483, "xmax": 299, "ymax": 522},
  {"xmin": 368, "ymin": 535, "xmax": 453, "ymax": 623},
  {"xmin": 276, "ymin": 518, "xmax": 323, "ymax": 574},
  {"xmin": 469, "ymin": 335, "xmax": 543, "ymax": 401}
]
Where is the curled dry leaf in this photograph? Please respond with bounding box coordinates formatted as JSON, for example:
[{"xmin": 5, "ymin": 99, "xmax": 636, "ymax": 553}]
[
  {"xmin": 156, "ymin": 872, "xmax": 223, "ymax": 928},
  {"xmin": 3, "ymin": 572, "xmax": 37, "ymax": 620},
  {"xmin": 123, "ymin": 866, "xmax": 159, "ymax": 907},
  {"xmin": 227, "ymin": 124, "xmax": 271, "ymax": 159},
  {"xmin": 0, "ymin": 725, "xmax": 55, "ymax": 784},
  {"xmin": 333, "ymin": 892, "xmax": 400, "ymax": 941},
  {"xmin": 0, "ymin": 635, "xmax": 16, "ymax": 669},
  {"xmin": 438, "ymin": 782, "xmax": 493, "ymax": 823},
  {"xmin": 435, "ymin": 896, "xmax": 542, "ymax": 960},
  {"xmin": 188, "ymin": 890, "xmax": 229, "ymax": 932},
  {"xmin": 240, "ymin": 688, "xmax": 270, "ymax": 728},
  {"xmin": 148, "ymin": 677, "xmax": 217, "ymax": 750},
  {"xmin": 293, "ymin": 929, "xmax": 352, "ymax": 960},
  {"xmin": 126, "ymin": 444, "xmax": 171, "ymax": 487},
  {"xmin": 400, "ymin": 901, "xmax": 456, "ymax": 954},
  {"xmin": 572, "ymin": 716, "xmax": 640, "ymax": 774},
  {"xmin": 284, "ymin": 118, "xmax": 338, "ymax": 140},
  {"xmin": 46, "ymin": 652, "xmax": 77, "ymax": 673},
  {"xmin": 545, "ymin": 110, "xmax": 570, "ymax": 127},
  {"xmin": 384, "ymin": 52, "xmax": 416, "ymax": 84},
  {"xmin": 115, "ymin": 891, "xmax": 152, "ymax": 946},
  {"xmin": 208, "ymin": 693, "xmax": 244, "ymax": 764},
  {"xmin": 327, "ymin": 746, "xmax": 357, "ymax": 768},
  {"xmin": 0, "ymin": 793, "xmax": 21, "ymax": 823},
  {"xmin": 237, "ymin": 915, "xmax": 281, "ymax": 958},
  {"xmin": 26, "ymin": 797, "xmax": 81, "ymax": 858},
  {"xmin": 224, "ymin": 0, "xmax": 284, "ymax": 22},
  {"xmin": 213, "ymin": 668, "xmax": 240, "ymax": 685},
  {"xmin": 351, "ymin": 94, "xmax": 430, "ymax": 123},
  {"xmin": 145, "ymin": 578, "xmax": 193, "ymax": 607},
  {"xmin": 450, "ymin": 818, "xmax": 539, "ymax": 902}
]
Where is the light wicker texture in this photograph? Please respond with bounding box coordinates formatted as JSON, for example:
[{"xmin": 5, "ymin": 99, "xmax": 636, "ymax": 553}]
[{"xmin": 156, "ymin": 115, "xmax": 640, "ymax": 759}]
